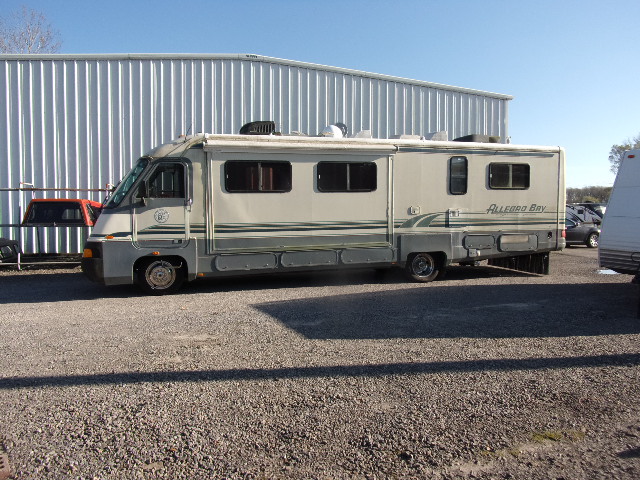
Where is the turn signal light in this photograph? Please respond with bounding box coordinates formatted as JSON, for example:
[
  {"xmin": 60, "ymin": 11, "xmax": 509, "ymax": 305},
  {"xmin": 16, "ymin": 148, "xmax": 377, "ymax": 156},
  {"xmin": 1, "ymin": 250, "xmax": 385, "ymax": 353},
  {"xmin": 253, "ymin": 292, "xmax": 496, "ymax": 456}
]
[
  {"xmin": 83, "ymin": 248, "xmax": 93, "ymax": 258},
  {"xmin": 105, "ymin": 235, "xmax": 114, "ymax": 239}
]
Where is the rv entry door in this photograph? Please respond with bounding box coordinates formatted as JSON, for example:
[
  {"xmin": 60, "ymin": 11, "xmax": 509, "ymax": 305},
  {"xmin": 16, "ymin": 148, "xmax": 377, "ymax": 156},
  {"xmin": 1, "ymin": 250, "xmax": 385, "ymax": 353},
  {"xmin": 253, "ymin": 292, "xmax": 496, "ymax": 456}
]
[{"xmin": 132, "ymin": 161, "xmax": 190, "ymax": 248}]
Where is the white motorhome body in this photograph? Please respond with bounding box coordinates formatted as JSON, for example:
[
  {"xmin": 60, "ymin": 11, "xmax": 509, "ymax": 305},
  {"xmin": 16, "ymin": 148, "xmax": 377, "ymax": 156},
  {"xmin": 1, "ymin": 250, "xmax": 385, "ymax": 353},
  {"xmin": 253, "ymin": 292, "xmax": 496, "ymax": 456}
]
[
  {"xmin": 81, "ymin": 133, "xmax": 566, "ymax": 293},
  {"xmin": 566, "ymin": 203, "xmax": 603, "ymax": 224},
  {"xmin": 599, "ymin": 149, "xmax": 640, "ymax": 275}
]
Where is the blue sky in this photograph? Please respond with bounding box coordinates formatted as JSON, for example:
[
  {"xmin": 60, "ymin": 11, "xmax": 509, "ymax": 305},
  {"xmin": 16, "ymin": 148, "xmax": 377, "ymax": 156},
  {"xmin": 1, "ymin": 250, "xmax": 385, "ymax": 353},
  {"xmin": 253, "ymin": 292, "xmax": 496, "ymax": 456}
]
[{"xmin": 9, "ymin": 0, "xmax": 640, "ymax": 188}]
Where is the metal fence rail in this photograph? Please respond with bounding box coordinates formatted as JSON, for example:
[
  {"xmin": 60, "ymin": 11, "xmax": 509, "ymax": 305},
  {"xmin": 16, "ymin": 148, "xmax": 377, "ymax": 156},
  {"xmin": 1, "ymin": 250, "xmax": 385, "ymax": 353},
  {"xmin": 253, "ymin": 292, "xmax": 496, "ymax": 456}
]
[{"xmin": 0, "ymin": 223, "xmax": 90, "ymax": 270}]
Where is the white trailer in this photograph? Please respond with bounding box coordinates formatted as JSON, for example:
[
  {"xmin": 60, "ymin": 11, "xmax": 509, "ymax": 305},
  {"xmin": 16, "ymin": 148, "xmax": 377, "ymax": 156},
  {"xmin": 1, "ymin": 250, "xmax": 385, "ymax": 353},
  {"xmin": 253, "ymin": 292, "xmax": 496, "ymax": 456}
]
[
  {"xmin": 81, "ymin": 128, "xmax": 566, "ymax": 294},
  {"xmin": 599, "ymin": 149, "xmax": 640, "ymax": 275},
  {"xmin": 566, "ymin": 203, "xmax": 603, "ymax": 224}
]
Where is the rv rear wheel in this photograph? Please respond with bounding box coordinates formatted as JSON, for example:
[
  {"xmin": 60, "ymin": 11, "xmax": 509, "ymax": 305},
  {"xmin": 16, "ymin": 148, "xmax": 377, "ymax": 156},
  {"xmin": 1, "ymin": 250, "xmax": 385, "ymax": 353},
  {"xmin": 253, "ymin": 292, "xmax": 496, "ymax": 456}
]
[
  {"xmin": 137, "ymin": 258, "xmax": 185, "ymax": 295},
  {"xmin": 406, "ymin": 253, "xmax": 441, "ymax": 282}
]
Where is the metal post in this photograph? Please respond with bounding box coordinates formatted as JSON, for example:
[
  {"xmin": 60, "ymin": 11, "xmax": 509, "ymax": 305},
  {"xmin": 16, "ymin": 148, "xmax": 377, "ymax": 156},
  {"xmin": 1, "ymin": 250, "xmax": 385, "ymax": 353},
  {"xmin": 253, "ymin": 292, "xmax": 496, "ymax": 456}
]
[{"xmin": 17, "ymin": 205, "xmax": 23, "ymax": 271}]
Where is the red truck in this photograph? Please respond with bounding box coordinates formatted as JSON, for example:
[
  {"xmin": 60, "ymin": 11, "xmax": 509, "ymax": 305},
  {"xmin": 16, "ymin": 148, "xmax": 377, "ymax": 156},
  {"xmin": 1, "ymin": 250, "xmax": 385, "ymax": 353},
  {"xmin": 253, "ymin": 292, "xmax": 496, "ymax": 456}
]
[{"xmin": 22, "ymin": 198, "xmax": 102, "ymax": 227}]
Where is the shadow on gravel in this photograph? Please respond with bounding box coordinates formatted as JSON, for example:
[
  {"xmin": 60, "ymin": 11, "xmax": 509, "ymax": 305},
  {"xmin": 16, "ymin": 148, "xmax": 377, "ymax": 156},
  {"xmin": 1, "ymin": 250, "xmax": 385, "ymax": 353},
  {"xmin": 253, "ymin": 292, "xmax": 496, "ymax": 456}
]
[
  {"xmin": 2, "ymin": 353, "xmax": 640, "ymax": 390},
  {"xmin": 1, "ymin": 267, "xmax": 638, "ymax": 342},
  {"xmin": 256, "ymin": 282, "xmax": 640, "ymax": 339},
  {"xmin": 188, "ymin": 264, "xmax": 536, "ymax": 293},
  {"xmin": 0, "ymin": 264, "xmax": 537, "ymax": 304},
  {"xmin": 0, "ymin": 271, "xmax": 142, "ymax": 303},
  {"xmin": 618, "ymin": 446, "xmax": 640, "ymax": 459}
]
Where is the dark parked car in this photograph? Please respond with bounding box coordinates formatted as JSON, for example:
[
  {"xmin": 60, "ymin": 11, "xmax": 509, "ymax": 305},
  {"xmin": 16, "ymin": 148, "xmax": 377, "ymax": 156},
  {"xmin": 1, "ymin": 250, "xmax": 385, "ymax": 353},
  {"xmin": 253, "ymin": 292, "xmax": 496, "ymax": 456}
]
[
  {"xmin": 565, "ymin": 219, "xmax": 600, "ymax": 248},
  {"xmin": 0, "ymin": 238, "xmax": 21, "ymax": 263}
]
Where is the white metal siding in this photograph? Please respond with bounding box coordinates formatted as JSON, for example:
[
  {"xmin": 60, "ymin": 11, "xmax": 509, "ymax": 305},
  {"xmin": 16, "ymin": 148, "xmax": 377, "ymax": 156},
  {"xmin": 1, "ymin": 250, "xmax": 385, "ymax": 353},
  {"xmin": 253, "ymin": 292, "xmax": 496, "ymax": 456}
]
[{"xmin": 0, "ymin": 54, "xmax": 511, "ymax": 253}]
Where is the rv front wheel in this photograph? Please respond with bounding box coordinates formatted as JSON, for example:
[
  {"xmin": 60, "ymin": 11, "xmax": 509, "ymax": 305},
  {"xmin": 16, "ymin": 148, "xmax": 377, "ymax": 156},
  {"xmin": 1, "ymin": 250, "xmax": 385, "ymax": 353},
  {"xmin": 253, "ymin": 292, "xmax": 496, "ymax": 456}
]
[
  {"xmin": 406, "ymin": 253, "xmax": 440, "ymax": 282},
  {"xmin": 137, "ymin": 258, "xmax": 185, "ymax": 295}
]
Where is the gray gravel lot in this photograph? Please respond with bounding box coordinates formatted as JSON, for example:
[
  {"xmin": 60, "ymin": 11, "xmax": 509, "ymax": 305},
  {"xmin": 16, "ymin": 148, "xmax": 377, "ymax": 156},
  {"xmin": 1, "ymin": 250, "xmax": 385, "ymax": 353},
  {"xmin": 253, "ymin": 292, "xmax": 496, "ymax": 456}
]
[{"xmin": 1, "ymin": 248, "xmax": 639, "ymax": 479}]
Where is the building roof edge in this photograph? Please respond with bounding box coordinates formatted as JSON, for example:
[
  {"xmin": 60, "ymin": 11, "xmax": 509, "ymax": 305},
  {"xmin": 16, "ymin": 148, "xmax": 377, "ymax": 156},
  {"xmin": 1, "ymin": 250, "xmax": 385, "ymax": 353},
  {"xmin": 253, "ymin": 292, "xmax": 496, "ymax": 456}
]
[{"xmin": 0, "ymin": 53, "xmax": 514, "ymax": 100}]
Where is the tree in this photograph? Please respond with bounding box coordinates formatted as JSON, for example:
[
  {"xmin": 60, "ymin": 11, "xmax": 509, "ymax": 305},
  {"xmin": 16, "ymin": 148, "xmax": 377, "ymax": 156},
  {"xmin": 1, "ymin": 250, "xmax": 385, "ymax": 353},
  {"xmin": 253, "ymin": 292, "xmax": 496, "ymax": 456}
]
[
  {"xmin": 609, "ymin": 133, "xmax": 640, "ymax": 175},
  {"xmin": 566, "ymin": 186, "xmax": 612, "ymax": 204},
  {"xmin": 0, "ymin": 5, "xmax": 61, "ymax": 54}
]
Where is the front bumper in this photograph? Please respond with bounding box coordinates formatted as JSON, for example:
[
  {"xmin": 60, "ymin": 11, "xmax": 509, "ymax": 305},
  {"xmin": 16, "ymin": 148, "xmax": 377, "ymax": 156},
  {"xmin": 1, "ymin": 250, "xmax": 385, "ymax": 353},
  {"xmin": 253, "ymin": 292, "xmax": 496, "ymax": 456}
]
[{"xmin": 81, "ymin": 242, "xmax": 105, "ymax": 284}]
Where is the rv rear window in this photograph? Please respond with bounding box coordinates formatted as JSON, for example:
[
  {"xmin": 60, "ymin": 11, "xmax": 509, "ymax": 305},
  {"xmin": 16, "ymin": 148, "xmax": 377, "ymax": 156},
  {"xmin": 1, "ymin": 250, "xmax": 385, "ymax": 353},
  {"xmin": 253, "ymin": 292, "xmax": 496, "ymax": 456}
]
[
  {"xmin": 449, "ymin": 156, "xmax": 467, "ymax": 195},
  {"xmin": 317, "ymin": 162, "xmax": 377, "ymax": 192},
  {"xmin": 22, "ymin": 201, "xmax": 84, "ymax": 225},
  {"xmin": 225, "ymin": 161, "xmax": 292, "ymax": 192},
  {"xmin": 489, "ymin": 163, "xmax": 530, "ymax": 189}
]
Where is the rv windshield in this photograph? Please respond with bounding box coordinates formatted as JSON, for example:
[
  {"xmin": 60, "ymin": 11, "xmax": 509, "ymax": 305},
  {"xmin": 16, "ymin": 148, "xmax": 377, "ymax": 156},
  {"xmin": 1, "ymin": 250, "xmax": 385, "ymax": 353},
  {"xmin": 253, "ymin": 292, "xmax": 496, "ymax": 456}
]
[{"xmin": 104, "ymin": 158, "xmax": 150, "ymax": 208}]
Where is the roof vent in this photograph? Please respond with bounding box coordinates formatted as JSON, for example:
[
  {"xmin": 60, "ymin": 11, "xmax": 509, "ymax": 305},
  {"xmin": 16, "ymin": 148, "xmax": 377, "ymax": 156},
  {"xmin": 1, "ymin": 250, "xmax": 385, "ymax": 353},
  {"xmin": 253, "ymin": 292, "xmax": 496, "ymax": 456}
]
[
  {"xmin": 424, "ymin": 131, "xmax": 448, "ymax": 141},
  {"xmin": 353, "ymin": 130, "xmax": 372, "ymax": 138},
  {"xmin": 239, "ymin": 121, "xmax": 276, "ymax": 135},
  {"xmin": 319, "ymin": 123, "xmax": 348, "ymax": 138},
  {"xmin": 453, "ymin": 134, "xmax": 501, "ymax": 143}
]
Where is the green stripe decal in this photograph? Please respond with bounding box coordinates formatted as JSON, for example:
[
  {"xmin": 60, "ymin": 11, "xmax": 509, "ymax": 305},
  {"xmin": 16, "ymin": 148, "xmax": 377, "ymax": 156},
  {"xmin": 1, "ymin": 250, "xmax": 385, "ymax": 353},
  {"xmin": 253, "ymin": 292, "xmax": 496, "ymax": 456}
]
[
  {"xmin": 99, "ymin": 211, "xmax": 560, "ymax": 240},
  {"xmin": 214, "ymin": 220, "xmax": 388, "ymax": 235}
]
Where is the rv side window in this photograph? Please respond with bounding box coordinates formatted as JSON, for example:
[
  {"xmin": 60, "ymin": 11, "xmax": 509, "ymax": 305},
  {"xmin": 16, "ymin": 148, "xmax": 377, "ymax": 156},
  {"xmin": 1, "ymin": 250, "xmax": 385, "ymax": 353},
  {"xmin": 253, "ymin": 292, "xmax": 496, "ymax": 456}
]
[
  {"xmin": 449, "ymin": 156, "xmax": 467, "ymax": 195},
  {"xmin": 225, "ymin": 161, "xmax": 292, "ymax": 192},
  {"xmin": 489, "ymin": 163, "xmax": 530, "ymax": 189},
  {"xmin": 317, "ymin": 162, "xmax": 377, "ymax": 192},
  {"xmin": 147, "ymin": 164, "xmax": 185, "ymax": 198}
]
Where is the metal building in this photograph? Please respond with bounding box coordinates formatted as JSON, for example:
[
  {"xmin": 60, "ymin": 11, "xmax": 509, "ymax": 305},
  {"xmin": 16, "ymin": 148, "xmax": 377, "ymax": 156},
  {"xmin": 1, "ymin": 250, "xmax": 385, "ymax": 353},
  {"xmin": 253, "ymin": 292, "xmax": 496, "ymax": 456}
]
[{"xmin": 0, "ymin": 53, "xmax": 512, "ymax": 254}]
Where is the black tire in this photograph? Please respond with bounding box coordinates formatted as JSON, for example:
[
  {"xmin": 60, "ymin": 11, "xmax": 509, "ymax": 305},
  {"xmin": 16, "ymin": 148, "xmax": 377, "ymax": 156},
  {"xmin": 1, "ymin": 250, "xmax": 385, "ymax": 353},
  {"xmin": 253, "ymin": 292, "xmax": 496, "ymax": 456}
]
[
  {"xmin": 137, "ymin": 258, "xmax": 185, "ymax": 295},
  {"xmin": 586, "ymin": 232, "xmax": 599, "ymax": 248},
  {"xmin": 405, "ymin": 252, "xmax": 442, "ymax": 282}
]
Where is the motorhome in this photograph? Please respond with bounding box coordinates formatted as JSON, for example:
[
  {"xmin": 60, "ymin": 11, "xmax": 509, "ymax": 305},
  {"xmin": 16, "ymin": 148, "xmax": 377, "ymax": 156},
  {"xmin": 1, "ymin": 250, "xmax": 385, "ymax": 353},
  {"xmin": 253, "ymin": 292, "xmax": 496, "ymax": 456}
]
[
  {"xmin": 599, "ymin": 149, "xmax": 640, "ymax": 275},
  {"xmin": 566, "ymin": 203, "xmax": 603, "ymax": 225},
  {"xmin": 81, "ymin": 125, "xmax": 566, "ymax": 294}
]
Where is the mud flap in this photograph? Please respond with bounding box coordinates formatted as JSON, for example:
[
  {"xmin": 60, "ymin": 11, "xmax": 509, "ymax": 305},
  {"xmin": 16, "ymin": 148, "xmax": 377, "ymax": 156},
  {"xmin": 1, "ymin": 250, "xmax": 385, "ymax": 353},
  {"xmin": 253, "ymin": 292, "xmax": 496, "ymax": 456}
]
[{"xmin": 488, "ymin": 252, "xmax": 550, "ymax": 275}]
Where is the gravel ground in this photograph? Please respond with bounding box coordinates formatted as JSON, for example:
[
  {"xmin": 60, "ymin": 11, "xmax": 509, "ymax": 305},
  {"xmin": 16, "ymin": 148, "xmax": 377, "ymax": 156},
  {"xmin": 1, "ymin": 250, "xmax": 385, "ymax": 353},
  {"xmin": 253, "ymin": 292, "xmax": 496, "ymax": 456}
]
[{"xmin": 1, "ymin": 248, "xmax": 639, "ymax": 479}]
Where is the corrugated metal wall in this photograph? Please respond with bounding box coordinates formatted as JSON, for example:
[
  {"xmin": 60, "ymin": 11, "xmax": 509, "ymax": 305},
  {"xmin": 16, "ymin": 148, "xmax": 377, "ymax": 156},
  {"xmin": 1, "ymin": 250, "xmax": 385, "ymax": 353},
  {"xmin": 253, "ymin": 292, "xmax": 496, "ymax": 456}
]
[{"xmin": 0, "ymin": 54, "xmax": 511, "ymax": 254}]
